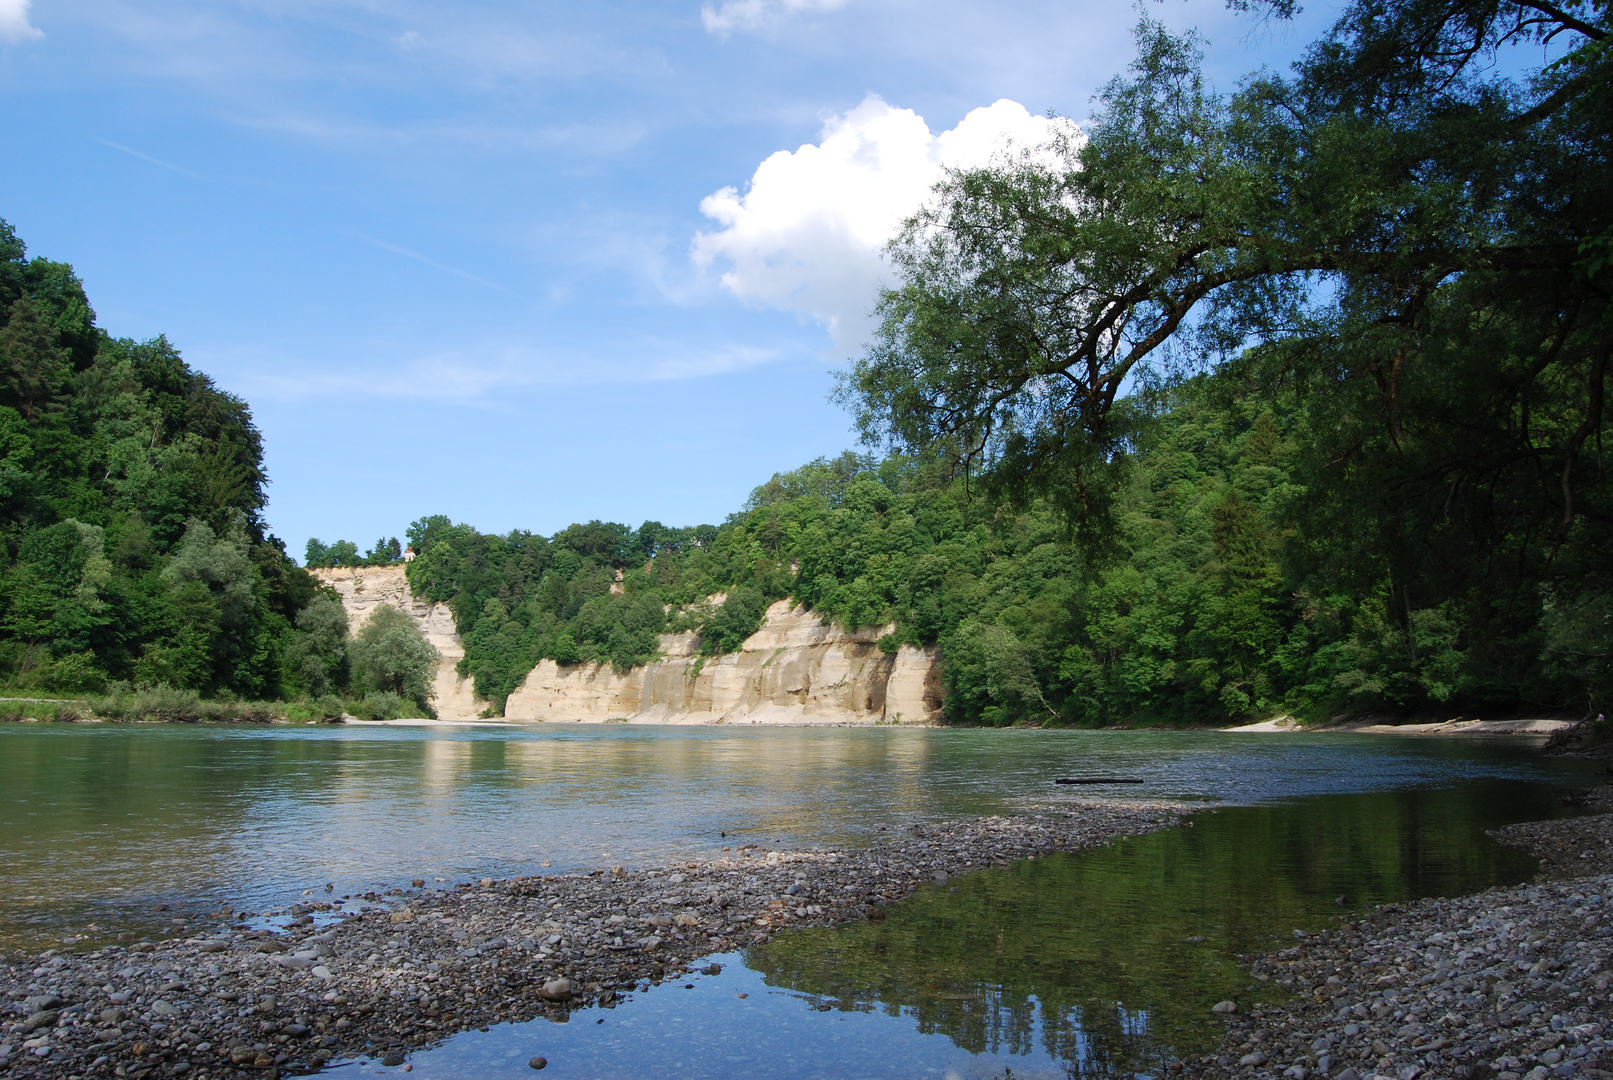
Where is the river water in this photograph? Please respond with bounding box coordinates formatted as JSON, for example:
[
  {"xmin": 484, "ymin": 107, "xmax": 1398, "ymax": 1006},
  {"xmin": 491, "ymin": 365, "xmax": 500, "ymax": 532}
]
[{"xmin": 0, "ymin": 724, "xmax": 1600, "ymax": 1077}]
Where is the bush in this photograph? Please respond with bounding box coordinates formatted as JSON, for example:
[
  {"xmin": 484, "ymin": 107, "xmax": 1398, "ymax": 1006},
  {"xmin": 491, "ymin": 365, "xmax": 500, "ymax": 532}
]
[
  {"xmin": 294, "ymin": 694, "xmax": 347, "ymax": 722},
  {"xmin": 284, "ymin": 593, "xmax": 350, "ymax": 696},
  {"xmin": 694, "ymin": 587, "xmax": 769, "ymax": 656},
  {"xmin": 351, "ymin": 690, "xmax": 411, "ymax": 721},
  {"xmin": 91, "ymin": 682, "xmax": 205, "ymax": 722},
  {"xmin": 349, "ymin": 605, "xmax": 438, "ymax": 714}
]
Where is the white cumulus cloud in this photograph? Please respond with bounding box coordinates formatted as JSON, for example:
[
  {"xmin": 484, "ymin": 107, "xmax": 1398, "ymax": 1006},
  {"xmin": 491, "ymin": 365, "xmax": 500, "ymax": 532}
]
[
  {"xmin": 701, "ymin": 0, "xmax": 847, "ymax": 35},
  {"xmin": 692, "ymin": 95, "xmax": 1077, "ymax": 351},
  {"xmin": 0, "ymin": 0, "xmax": 42, "ymax": 42}
]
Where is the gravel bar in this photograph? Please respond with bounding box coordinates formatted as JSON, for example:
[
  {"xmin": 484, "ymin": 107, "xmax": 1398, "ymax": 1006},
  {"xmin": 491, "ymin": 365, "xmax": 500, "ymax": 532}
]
[
  {"xmin": 0, "ymin": 802, "xmax": 1178, "ymax": 1079},
  {"xmin": 1179, "ymin": 794, "xmax": 1613, "ymax": 1080}
]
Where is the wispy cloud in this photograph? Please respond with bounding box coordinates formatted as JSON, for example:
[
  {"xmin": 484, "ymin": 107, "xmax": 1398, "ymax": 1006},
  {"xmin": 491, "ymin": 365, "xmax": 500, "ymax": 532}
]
[
  {"xmin": 350, "ymin": 232, "xmax": 509, "ymax": 293},
  {"xmin": 235, "ymin": 111, "xmax": 648, "ymax": 157},
  {"xmin": 101, "ymin": 140, "xmax": 209, "ymax": 180},
  {"xmin": 0, "ymin": 0, "xmax": 42, "ymax": 43},
  {"xmin": 70, "ymin": 0, "xmax": 670, "ymax": 99},
  {"xmin": 220, "ymin": 336, "xmax": 796, "ymax": 407},
  {"xmin": 701, "ymin": 0, "xmax": 847, "ymax": 36}
]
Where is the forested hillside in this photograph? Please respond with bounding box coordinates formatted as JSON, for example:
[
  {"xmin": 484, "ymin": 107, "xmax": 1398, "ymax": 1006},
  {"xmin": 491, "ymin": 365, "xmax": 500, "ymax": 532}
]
[
  {"xmin": 407, "ymin": 1, "xmax": 1612, "ymax": 726},
  {"xmin": 7, "ymin": 0, "xmax": 1605, "ymax": 728},
  {"xmin": 0, "ymin": 219, "xmax": 429, "ymax": 713},
  {"xmin": 823, "ymin": 0, "xmax": 1610, "ymax": 726},
  {"xmin": 410, "ymin": 370, "xmax": 1605, "ymax": 725}
]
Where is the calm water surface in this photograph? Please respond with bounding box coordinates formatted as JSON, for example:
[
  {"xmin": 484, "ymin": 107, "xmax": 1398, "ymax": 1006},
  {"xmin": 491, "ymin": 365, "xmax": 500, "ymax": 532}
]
[
  {"xmin": 0, "ymin": 724, "xmax": 1589, "ymax": 938},
  {"xmin": 1, "ymin": 724, "xmax": 1600, "ymax": 1078},
  {"xmin": 360, "ymin": 780, "xmax": 1590, "ymax": 1080}
]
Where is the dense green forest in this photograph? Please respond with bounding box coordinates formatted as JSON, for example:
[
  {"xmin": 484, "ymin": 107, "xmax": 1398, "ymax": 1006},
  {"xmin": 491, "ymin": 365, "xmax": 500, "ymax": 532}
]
[
  {"xmin": 413, "ymin": 0, "xmax": 1611, "ymax": 725},
  {"xmin": 5, "ymin": 0, "xmax": 1606, "ymax": 727},
  {"xmin": 0, "ymin": 220, "xmax": 435, "ymax": 719},
  {"xmin": 407, "ymin": 371, "xmax": 1605, "ymax": 724},
  {"xmin": 829, "ymin": 0, "xmax": 1609, "ymax": 724}
]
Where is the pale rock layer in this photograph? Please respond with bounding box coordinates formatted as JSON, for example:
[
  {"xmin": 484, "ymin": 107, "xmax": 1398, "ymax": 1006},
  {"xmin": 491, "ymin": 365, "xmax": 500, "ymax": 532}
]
[
  {"xmin": 307, "ymin": 573, "xmax": 945, "ymax": 725},
  {"xmin": 504, "ymin": 600, "xmax": 945, "ymax": 725},
  {"xmin": 309, "ymin": 564, "xmax": 488, "ymax": 720}
]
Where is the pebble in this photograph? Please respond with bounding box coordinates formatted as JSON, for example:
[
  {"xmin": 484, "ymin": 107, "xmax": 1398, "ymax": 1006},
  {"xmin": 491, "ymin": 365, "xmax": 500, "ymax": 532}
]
[
  {"xmin": 0, "ymin": 802, "xmax": 1177, "ymax": 1079},
  {"xmin": 529, "ymin": 1054, "xmax": 548, "ymax": 1069}
]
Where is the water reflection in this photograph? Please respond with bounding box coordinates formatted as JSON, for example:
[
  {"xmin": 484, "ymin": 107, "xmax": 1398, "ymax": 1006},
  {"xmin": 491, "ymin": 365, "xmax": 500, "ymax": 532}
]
[
  {"xmin": 377, "ymin": 781, "xmax": 1569, "ymax": 1080},
  {"xmin": 0, "ymin": 724, "xmax": 1595, "ymax": 951},
  {"xmin": 748, "ymin": 782, "xmax": 1558, "ymax": 1075}
]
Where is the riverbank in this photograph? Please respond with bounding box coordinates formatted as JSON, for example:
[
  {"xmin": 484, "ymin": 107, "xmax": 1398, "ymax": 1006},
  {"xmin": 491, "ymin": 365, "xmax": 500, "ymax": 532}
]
[
  {"xmin": 0, "ymin": 802, "xmax": 1178, "ymax": 1079},
  {"xmin": 1180, "ymin": 792, "xmax": 1613, "ymax": 1080},
  {"xmin": 1224, "ymin": 716, "xmax": 1584, "ymax": 743}
]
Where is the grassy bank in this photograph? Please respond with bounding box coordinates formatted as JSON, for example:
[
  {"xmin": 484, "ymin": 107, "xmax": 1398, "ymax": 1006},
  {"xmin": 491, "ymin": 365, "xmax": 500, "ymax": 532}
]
[{"xmin": 0, "ymin": 685, "xmax": 430, "ymax": 724}]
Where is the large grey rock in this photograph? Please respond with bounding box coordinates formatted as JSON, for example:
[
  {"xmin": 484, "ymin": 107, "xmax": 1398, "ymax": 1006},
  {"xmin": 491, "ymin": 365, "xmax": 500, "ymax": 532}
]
[{"xmin": 538, "ymin": 978, "xmax": 573, "ymax": 1002}]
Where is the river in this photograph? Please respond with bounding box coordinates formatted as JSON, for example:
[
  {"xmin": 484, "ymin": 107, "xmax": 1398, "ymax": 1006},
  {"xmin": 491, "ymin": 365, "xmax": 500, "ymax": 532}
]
[{"xmin": 0, "ymin": 723, "xmax": 1598, "ymax": 1077}]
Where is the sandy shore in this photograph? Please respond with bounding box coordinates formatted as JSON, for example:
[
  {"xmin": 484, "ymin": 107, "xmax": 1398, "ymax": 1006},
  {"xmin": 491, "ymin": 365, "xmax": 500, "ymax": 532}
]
[
  {"xmin": 0, "ymin": 802, "xmax": 1179, "ymax": 1079},
  {"xmin": 1223, "ymin": 716, "xmax": 1583, "ymax": 743}
]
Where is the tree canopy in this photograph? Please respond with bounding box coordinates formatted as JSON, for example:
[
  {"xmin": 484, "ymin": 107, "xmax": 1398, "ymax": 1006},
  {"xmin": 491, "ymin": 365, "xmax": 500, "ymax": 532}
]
[
  {"xmin": 833, "ymin": 0, "xmax": 1611, "ymax": 717},
  {"xmin": 8, "ymin": 0, "xmax": 1604, "ymax": 724},
  {"xmin": 843, "ymin": 1, "xmax": 1607, "ymax": 510},
  {"xmin": 0, "ymin": 219, "xmax": 335, "ymax": 700}
]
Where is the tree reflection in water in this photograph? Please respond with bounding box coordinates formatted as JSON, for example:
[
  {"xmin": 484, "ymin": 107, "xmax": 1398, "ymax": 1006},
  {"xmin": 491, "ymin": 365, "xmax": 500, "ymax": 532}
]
[{"xmin": 747, "ymin": 781, "xmax": 1558, "ymax": 1078}]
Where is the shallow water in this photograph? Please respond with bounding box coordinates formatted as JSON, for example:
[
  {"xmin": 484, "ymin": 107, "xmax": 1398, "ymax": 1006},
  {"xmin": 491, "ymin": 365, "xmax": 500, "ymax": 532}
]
[
  {"xmin": 352, "ymin": 781, "xmax": 1579, "ymax": 1080},
  {"xmin": 0, "ymin": 723, "xmax": 1594, "ymax": 949}
]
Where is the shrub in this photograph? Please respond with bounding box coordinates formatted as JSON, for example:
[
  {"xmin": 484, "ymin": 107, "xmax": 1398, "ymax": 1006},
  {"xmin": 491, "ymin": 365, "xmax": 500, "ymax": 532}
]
[
  {"xmin": 695, "ymin": 587, "xmax": 769, "ymax": 656},
  {"xmin": 88, "ymin": 681, "xmax": 285, "ymax": 723},
  {"xmin": 351, "ymin": 690, "xmax": 410, "ymax": 721},
  {"xmin": 349, "ymin": 605, "xmax": 438, "ymax": 714},
  {"xmin": 0, "ymin": 698, "xmax": 88, "ymax": 722},
  {"xmin": 285, "ymin": 593, "xmax": 350, "ymax": 696}
]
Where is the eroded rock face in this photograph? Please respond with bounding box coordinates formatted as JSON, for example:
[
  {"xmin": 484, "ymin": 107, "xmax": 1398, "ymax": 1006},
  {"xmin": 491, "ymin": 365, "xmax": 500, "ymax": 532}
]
[
  {"xmin": 306, "ymin": 577, "xmax": 944, "ymax": 725},
  {"xmin": 309, "ymin": 565, "xmax": 488, "ymax": 720},
  {"xmin": 504, "ymin": 600, "xmax": 945, "ymax": 725}
]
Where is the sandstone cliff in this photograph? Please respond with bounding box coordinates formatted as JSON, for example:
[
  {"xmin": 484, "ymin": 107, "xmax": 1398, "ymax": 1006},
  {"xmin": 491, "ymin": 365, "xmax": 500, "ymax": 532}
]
[
  {"xmin": 308, "ymin": 569, "xmax": 945, "ymax": 725},
  {"xmin": 503, "ymin": 599, "xmax": 945, "ymax": 725},
  {"xmin": 309, "ymin": 564, "xmax": 489, "ymax": 720}
]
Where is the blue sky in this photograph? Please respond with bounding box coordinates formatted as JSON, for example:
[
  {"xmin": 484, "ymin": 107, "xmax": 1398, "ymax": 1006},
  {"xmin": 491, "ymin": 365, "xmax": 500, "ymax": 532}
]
[{"xmin": 0, "ymin": 0, "xmax": 1336, "ymax": 559}]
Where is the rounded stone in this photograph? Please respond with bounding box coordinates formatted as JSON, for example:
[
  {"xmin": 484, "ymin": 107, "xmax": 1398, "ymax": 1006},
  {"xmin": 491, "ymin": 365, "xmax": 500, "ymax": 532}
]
[{"xmin": 529, "ymin": 1056, "xmax": 548, "ymax": 1070}]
